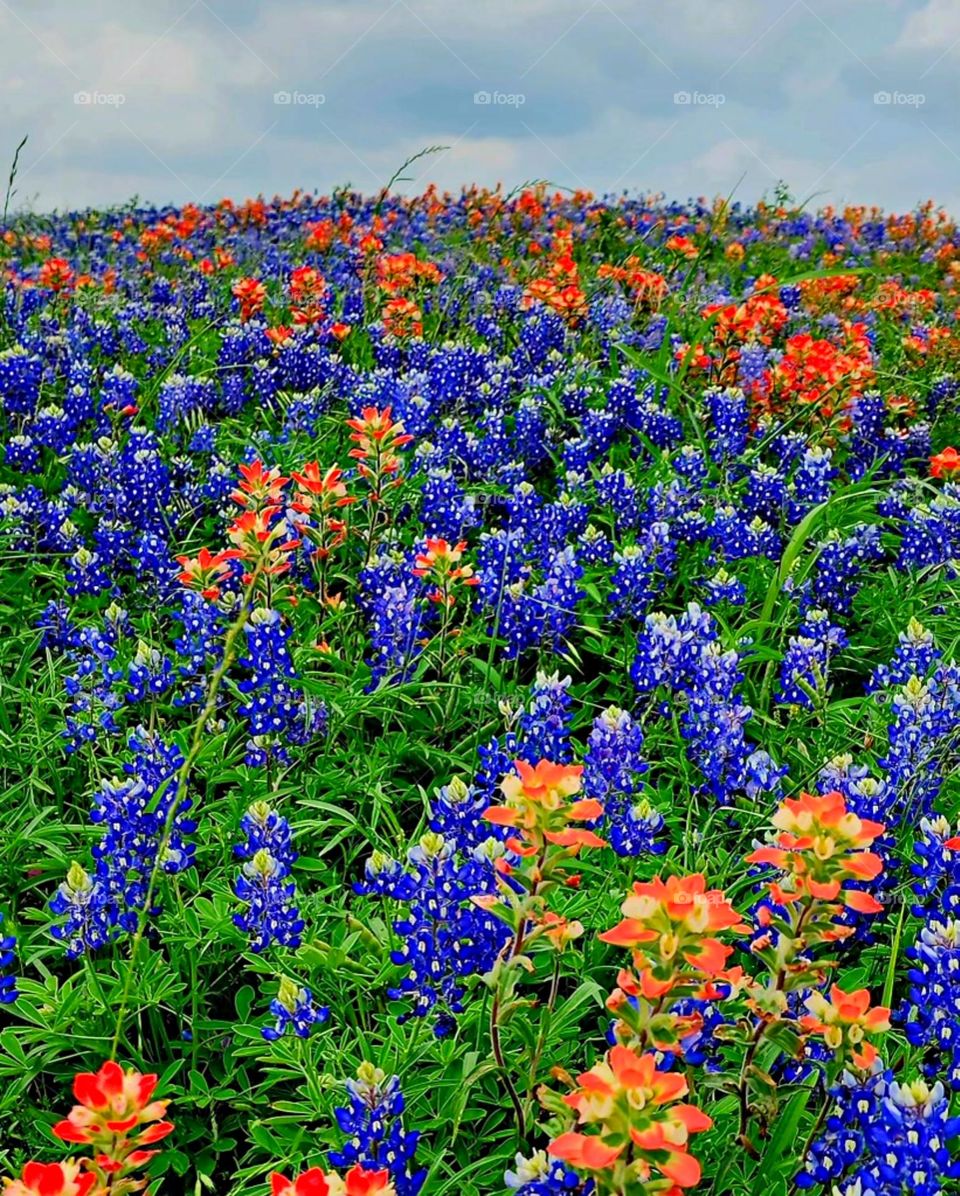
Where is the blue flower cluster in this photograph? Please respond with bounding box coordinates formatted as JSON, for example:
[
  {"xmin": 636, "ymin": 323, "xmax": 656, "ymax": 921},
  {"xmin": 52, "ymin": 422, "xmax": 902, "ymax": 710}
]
[
  {"xmin": 631, "ymin": 603, "xmax": 783, "ymax": 805},
  {"xmin": 262, "ymin": 976, "xmax": 329, "ymax": 1041},
  {"xmin": 329, "ymin": 1064, "xmax": 427, "ymax": 1196},
  {"xmin": 796, "ymin": 1067, "xmax": 960, "ymax": 1196},
  {"xmin": 49, "ymin": 728, "xmax": 196, "ymax": 954},
  {"xmin": 233, "ymin": 800, "xmax": 304, "ymax": 952}
]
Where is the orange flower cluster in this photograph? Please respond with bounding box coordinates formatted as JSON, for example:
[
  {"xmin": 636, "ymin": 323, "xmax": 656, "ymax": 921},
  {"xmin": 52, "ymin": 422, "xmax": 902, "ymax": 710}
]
[
  {"xmin": 600, "ymin": 874, "xmax": 745, "ymax": 989},
  {"xmin": 745, "ymin": 790, "xmax": 885, "ymax": 924},
  {"xmin": 770, "ymin": 322, "xmax": 874, "ymax": 415},
  {"xmin": 175, "ymin": 545, "xmax": 243, "ymax": 601},
  {"xmin": 411, "ymin": 537, "xmax": 479, "ymax": 606},
  {"xmin": 800, "ymin": 984, "xmax": 891, "ymax": 1070},
  {"xmin": 521, "ymin": 231, "xmax": 588, "ymax": 325},
  {"xmin": 289, "ymin": 265, "xmax": 327, "ymax": 326},
  {"xmin": 483, "ymin": 760, "xmax": 605, "ymax": 861},
  {"xmin": 232, "ymin": 276, "xmax": 267, "ymax": 321},
  {"xmin": 382, "ymin": 296, "xmax": 422, "ymax": 338},
  {"xmin": 3, "ymin": 1162, "xmax": 98, "ymax": 1196},
  {"xmin": 38, "ymin": 256, "xmax": 75, "ymax": 293},
  {"xmin": 346, "ymin": 405, "xmax": 414, "ymax": 498},
  {"xmin": 702, "ymin": 274, "xmax": 788, "ymax": 346},
  {"xmin": 549, "ymin": 1044, "xmax": 712, "ymax": 1190},
  {"xmin": 376, "ymin": 251, "xmax": 442, "ymax": 294},
  {"xmin": 0, "ymin": 1062, "xmax": 176, "ymax": 1194},
  {"xmin": 931, "ymin": 446, "xmax": 960, "ymax": 478},
  {"xmin": 226, "ymin": 461, "xmax": 301, "ymax": 585},
  {"xmin": 271, "ymin": 1164, "xmax": 394, "ymax": 1196},
  {"xmin": 290, "ymin": 462, "xmax": 356, "ymax": 562},
  {"xmin": 52, "ymin": 1062, "xmax": 173, "ymax": 1173},
  {"xmin": 597, "ymin": 256, "xmax": 668, "ymax": 308}
]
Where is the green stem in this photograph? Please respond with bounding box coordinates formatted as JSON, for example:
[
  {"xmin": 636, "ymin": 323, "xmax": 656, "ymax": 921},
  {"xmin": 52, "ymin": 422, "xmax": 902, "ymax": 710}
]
[{"xmin": 109, "ymin": 565, "xmax": 263, "ymax": 1060}]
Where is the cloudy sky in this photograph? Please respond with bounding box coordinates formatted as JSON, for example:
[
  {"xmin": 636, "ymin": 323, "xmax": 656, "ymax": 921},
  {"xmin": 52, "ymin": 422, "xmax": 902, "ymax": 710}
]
[{"xmin": 2, "ymin": 0, "xmax": 959, "ymax": 214}]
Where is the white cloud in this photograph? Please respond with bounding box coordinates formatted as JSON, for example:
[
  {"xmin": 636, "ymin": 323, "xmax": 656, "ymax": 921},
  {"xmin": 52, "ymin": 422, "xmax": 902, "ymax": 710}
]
[{"xmin": 894, "ymin": 0, "xmax": 960, "ymax": 50}]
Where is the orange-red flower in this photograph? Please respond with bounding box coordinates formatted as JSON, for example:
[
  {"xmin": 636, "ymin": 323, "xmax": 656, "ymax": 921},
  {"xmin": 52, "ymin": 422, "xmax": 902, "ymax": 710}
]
[
  {"xmin": 600, "ymin": 874, "xmax": 745, "ymax": 980},
  {"xmin": 346, "ymin": 406, "xmax": 413, "ymax": 495},
  {"xmin": 931, "ymin": 446, "xmax": 960, "ymax": 478},
  {"xmin": 411, "ymin": 538, "xmax": 479, "ymax": 605},
  {"xmin": 2, "ymin": 1161, "xmax": 98, "ymax": 1196},
  {"xmin": 231, "ymin": 460, "xmax": 290, "ymax": 509},
  {"xmin": 175, "ymin": 545, "xmax": 243, "ymax": 600},
  {"xmin": 800, "ymin": 984, "xmax": 891, "ymax": 1068},
  {"xmin": 232, "ymin": 276, "xmax": 266, "ymax": 321},
  {"xmin": 50, "ymin": 1061, "xmax": 172, "ymax": 1182},
  {"xmin": 38, "ymin": 257, "xmax": 75, "ymax": 293},
  {"xmin": 745, "ymin": 790, "xmax": 885, "ymax": 915},
  {"xmin": 550, "ymin": 1044, "xmax": 711, "ymax": 1188},
  {"xmin": 270, "ymin": 1166, "xmax": 395, "ymax": 1196},
  {"xmin": 382, "ymin": 297, "xmax": 422, "ymax": 338},
  {"xmin": 53, "ymin": 1061, "xmax": 171, "ymax": 1146},
  {"xmin": 483, "ymin": 759, "xmax": 605, "ymax": 853},
  {"xmin": 342, "ymin": 1166, "xmax": 395, "ymax": 1196}
]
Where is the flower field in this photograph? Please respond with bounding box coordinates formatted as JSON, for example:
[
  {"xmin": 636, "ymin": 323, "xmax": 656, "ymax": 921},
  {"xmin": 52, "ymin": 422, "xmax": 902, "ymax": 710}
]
[{"xmin": 2, "ymin": 184, "xmax": 960, "ymax": 1195}]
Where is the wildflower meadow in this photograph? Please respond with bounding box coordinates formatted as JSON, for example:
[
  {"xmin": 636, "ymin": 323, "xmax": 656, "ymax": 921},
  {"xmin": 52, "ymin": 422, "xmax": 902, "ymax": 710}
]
[{"xmin": 2, "ymin": 183, "xmax": 960, "ymax": 1196}]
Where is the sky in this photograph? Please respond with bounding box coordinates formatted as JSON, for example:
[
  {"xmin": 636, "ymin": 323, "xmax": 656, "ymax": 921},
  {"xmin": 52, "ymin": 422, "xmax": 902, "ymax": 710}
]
[{"xmin": 2, "ymin": 0, "xmax": 960, "ymax": 215}]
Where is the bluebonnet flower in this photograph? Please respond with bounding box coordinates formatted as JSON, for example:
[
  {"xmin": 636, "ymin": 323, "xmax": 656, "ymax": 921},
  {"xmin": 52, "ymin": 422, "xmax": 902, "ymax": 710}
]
[
  {"xmin": 0, "ymin": 912, "xmax": 17, "ymax": 1004},
  {"xmin": 35, "ymin": 599, "xmax": 75, "ymax": 653},
  {"xmin": 377, "ymin": 831, "xmax": 509, "ymax": 1032},
  {"xmin": 789, "ymin": 446, "xmax": 837, "ymax": 519},
  {"xmin": 577, "ymin": 523, "xmax": 613, "ymax": 566},
  {"xmin": 234, "ymin": 800, "xmax": 304, "ymax": 952},
  {"xmin": 808, "ymin": 524, "xmax": 883, "ymax": 615},
  {"xmin": 595, "ymin": 466, "xmax": 640, "ymax": 531},
  {"xmin": 66, "ymin": 547, "xmax": 114, "ymax": 597},
  {"xmin": 778, "ymin": 609, "xmax": 848, "ymax": 709},
  {"xmin": 796, "ymin": 1068, "xmax": 960, "ymax": 1196},
  {"xmin": 125, "ymin": 639, "xmax": 174, "ymax": 704},
  {"xmin": 172, "ymin": 589, "xmax": 224, "ymax": 707},
  {"xmin": 262, "ymin": 976, "xmax": 329, "ymax": 1041},
  {"xmin": 83, "ymin": 730, "xmax": 196, "ymax": 933},
  {"xmin": 869, "ymin": 617, "xmax": 940, "ymax": 692},
  {"xmin": 50, "ymin": 862, "xmax": 116, "ymax": 958},
  {"xmin": 632, "ymin": 603, "xmax": 782, "ymax": 804},
  {"xmin": 583, "ymin": 706, "xmax": 664, "ymax": 856},
  {"xmin": 4, "ymin": 434, "xmax": 40, "ymax": 473},
  {"xmin": 505, "ymin": 1151, "xmax": 587, "ymax": 1196},
  {"xmin": 896, "ymin": 492, "xmax": 960, "ymax": 570},
  {"xmin": 902, "ymin": 902, "xmax": 960, "ymax": 1089},
  {"xmin": 364, "ymin": 556, "xmax": 434, "ymax": 687},
  {"xmin": 329, "ymin": 1063, "xmax": 427, "ymax": 1196},
  {"xmin": 711, "ymin": 506, "xmax": 780, "ymax": 561},
  {"xmin": 609, "ymin": 523, "xmax": 674, "ymax": 621},
  {"xmin": 0, "ymin": 345, "xmax": 43, "ymax": 416},
  {"xmin": 880, "ymin": 666, "xmax": 960, "ymax": 824},
  {"xmin": 743, "ymin": 464, "xmax": 786, "ymax": 522},
  {"xmin": 518, "ymin": 671, "xmax": 574, "ymax": 763},
  {"xmin": 703, "ymin": 568, "xmax": 745, "ymax": 606},
  {"xmin": 62, "ymin": 613, "xmax": 131, "ymax": 750},
  {"xmin": 673, "ymin": 446, "xmax": 708, "ymax": 485},
  {"xmin": 237, "ymin": 607, "xmax": 327, "ymax": 763},
  {"xmin": 706, "ymin": 387, "xmax": 749, "ymax": 463}
]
